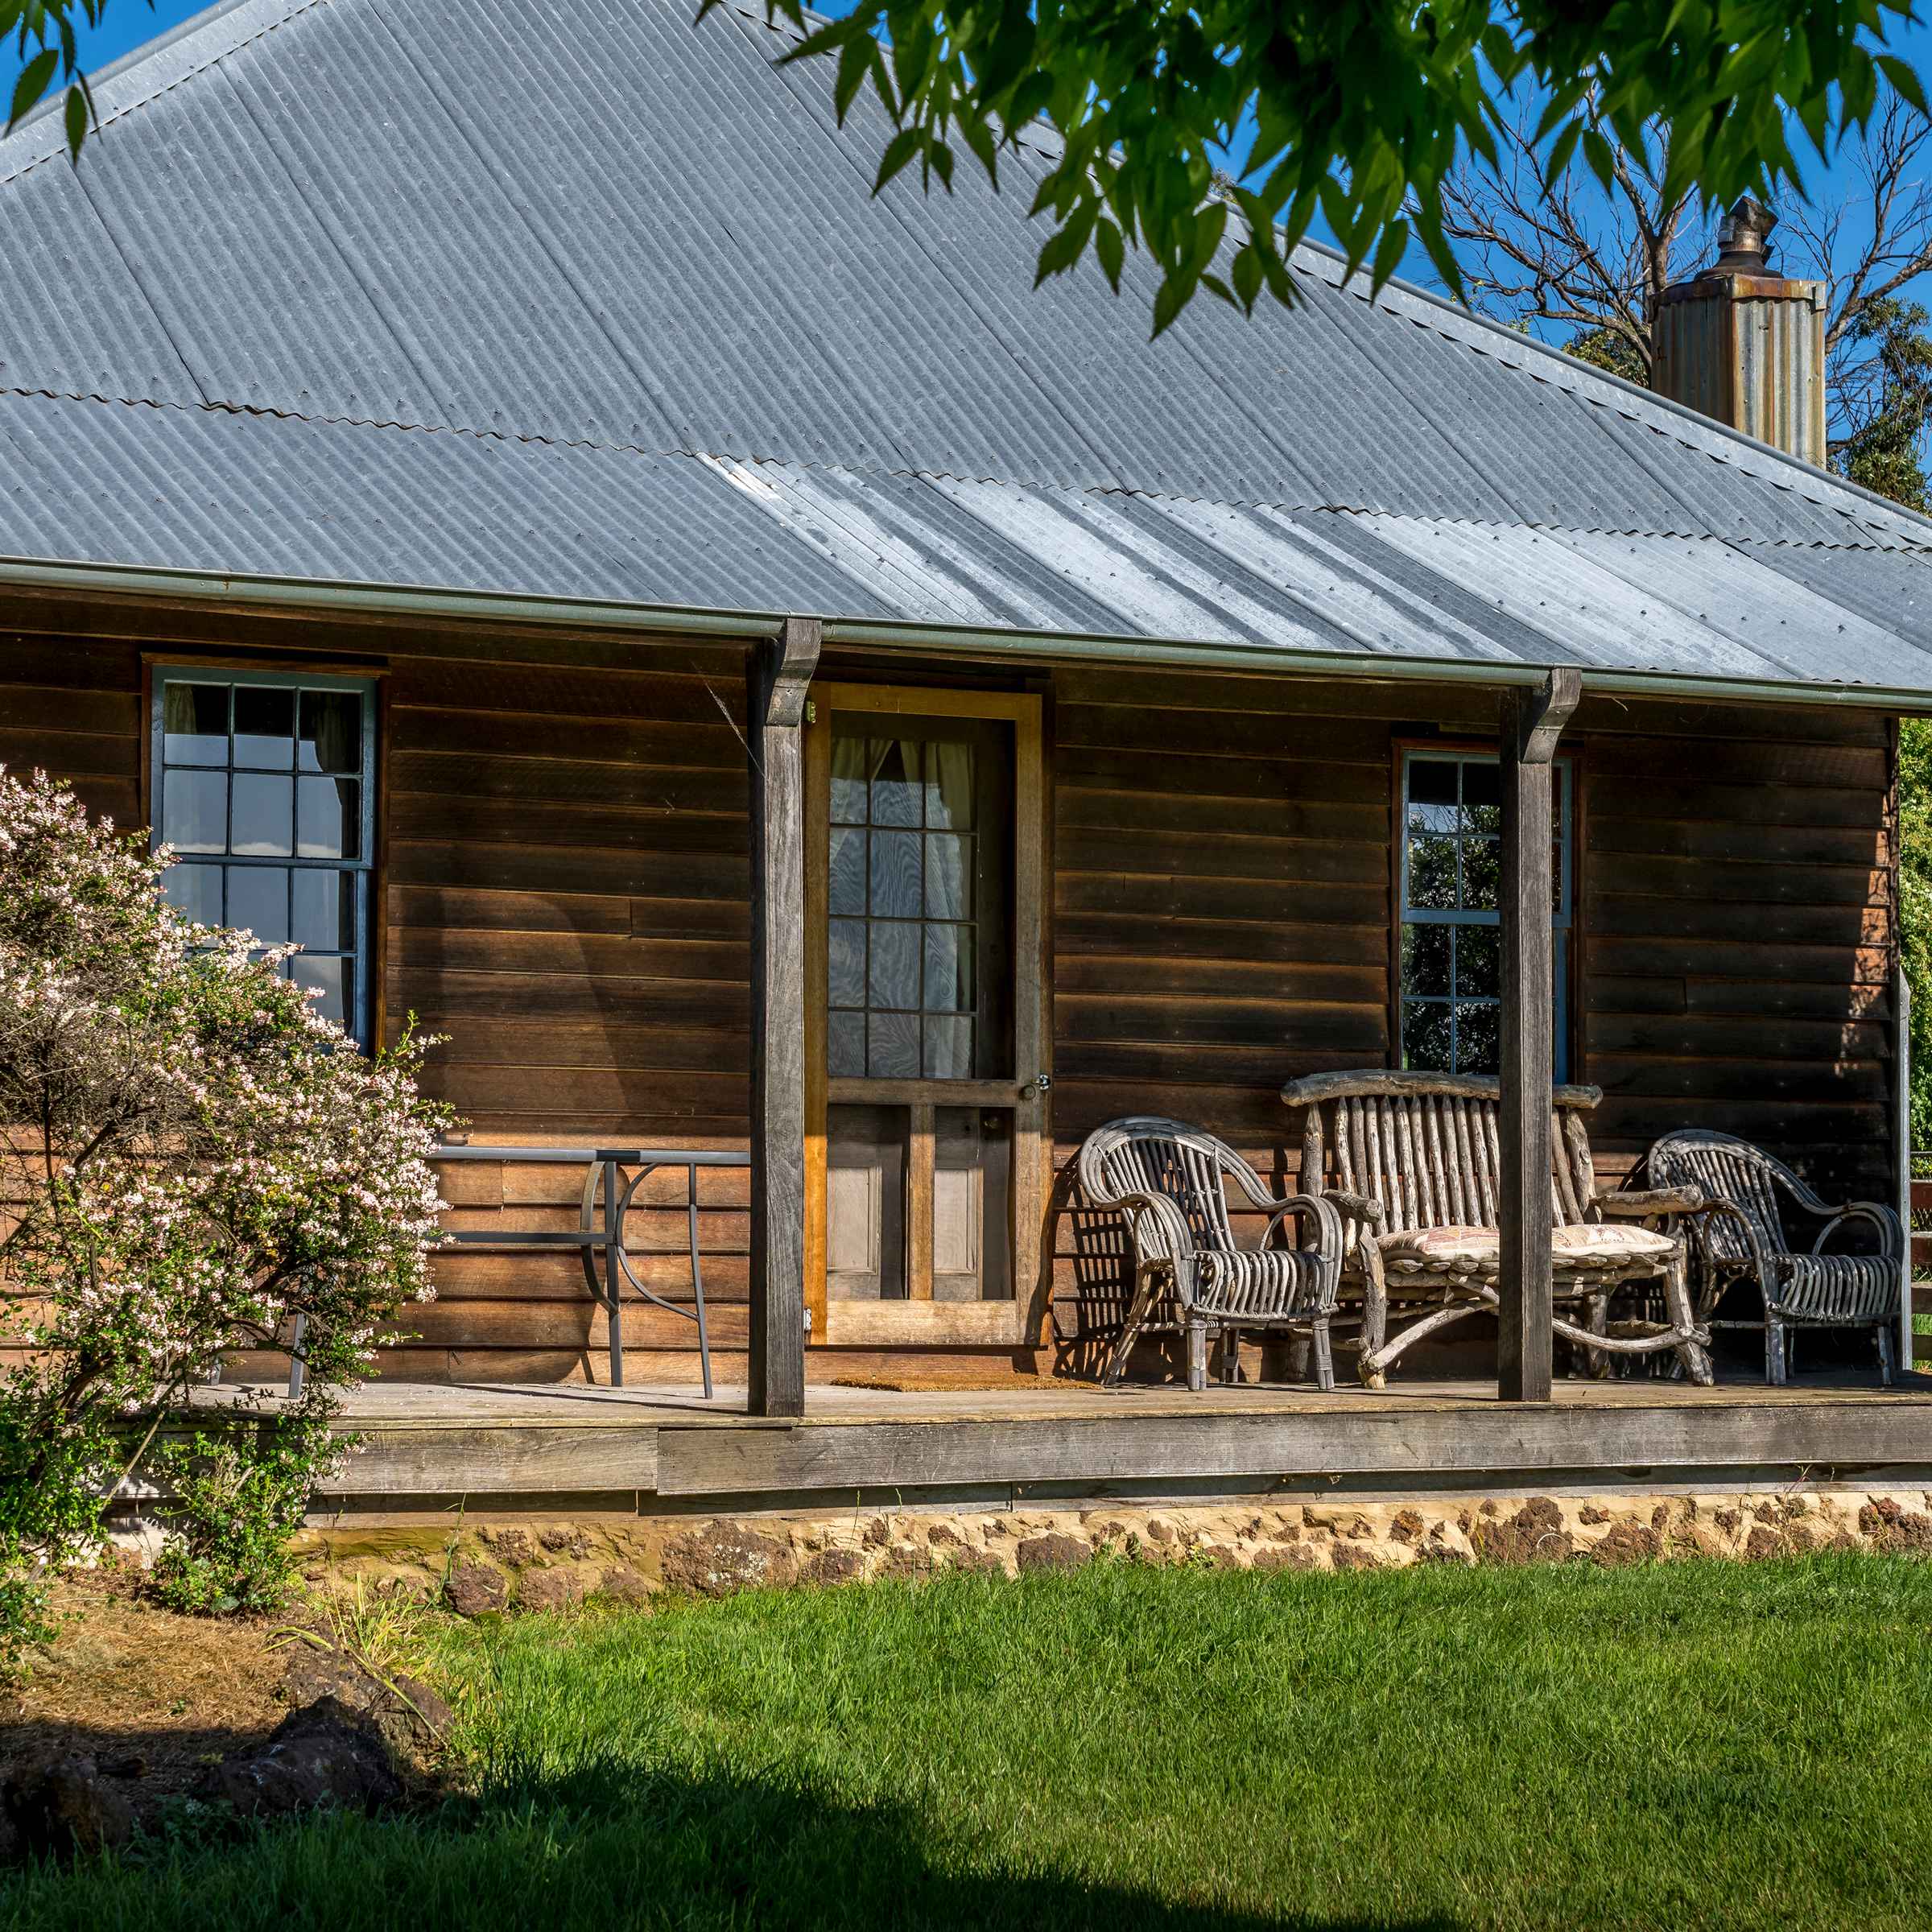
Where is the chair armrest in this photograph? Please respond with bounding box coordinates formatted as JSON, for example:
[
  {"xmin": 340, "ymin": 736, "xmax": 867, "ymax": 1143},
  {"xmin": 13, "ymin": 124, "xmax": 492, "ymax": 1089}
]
[
  {"xmin": 1595, "ymin": 1185, "xmax": 1703, "ymax": 1219},
  {"xmin": 1321, "ymin": 1189, "xmax": 1387, "ymax": 1231},
  {"xmin": 1258, "ymin": 1191, "xmax": 1346, "ymax": 1260},
  {"xmin": 1674, "ymin": 1196, "xmax": 1777, "ymax": 1286},
  {"xmin": 1812, "ymin": 1201, "xmax": 1904, "ymax": 1262}
]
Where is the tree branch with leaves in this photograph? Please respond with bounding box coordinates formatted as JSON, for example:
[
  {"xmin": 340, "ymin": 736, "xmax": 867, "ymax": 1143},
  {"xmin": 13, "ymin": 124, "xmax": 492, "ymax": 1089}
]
[{"xmin": 699, "ymin": 0, "xmax": 1925, "ymax": 335}]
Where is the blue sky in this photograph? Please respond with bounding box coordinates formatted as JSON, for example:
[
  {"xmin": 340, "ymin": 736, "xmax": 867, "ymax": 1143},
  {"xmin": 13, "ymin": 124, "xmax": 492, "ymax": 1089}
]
[{"xmin": 38, "ymin": 0, "xmax": 1932, "ymax": 306}]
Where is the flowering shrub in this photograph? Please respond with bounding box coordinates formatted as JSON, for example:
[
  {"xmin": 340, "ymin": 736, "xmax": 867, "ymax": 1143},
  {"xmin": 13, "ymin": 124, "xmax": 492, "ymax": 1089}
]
[{"xmin": 0, "ymin": 767, "xmax": 452, "ymax": 1665}]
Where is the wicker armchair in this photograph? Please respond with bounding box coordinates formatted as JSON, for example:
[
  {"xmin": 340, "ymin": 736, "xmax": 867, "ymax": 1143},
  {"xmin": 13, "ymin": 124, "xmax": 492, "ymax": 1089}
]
[
  {"xmin": 1077, "ymin": 1117, "xmax": 1344, "ymax": 1391},
  {"xmin": 1646, "ymin": 1129, "xmax": 1903, "ymax": 1385}
]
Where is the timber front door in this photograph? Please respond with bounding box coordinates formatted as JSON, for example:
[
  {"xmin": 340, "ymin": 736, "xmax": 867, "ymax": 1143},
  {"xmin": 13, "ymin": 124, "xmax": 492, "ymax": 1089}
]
[{"xmin": 803, "ymin": 686, "xmax": 1047, "ymax": 1348}]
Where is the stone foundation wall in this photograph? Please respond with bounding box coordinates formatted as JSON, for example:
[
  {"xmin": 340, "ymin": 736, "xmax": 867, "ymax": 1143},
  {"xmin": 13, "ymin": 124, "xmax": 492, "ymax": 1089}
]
[{"xmin": 285, "ymin": 1488, "xmax": 1932, "ymax": 1612}]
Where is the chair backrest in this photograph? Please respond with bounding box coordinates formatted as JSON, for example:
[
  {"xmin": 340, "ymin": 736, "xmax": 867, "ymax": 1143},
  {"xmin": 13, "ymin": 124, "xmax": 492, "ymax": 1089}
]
[
  {"xmin": 1280, "ymin": 1071, "xmax": 1604, "ymax": 1235},
  {"xmin": 1646, "ymin": 1129, "xmax": 1788, "ymax": 1261},
  {"xmin": 1076, "ymin": 1117, "xmax": 1245, "ymax": 1262}
]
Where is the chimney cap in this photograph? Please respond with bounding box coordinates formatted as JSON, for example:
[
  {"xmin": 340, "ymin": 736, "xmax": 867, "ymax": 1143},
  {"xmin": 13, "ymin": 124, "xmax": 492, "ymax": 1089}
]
[{"xmin": 1703, "ymin": 194, "xmax": 1777, "ymax": 278}]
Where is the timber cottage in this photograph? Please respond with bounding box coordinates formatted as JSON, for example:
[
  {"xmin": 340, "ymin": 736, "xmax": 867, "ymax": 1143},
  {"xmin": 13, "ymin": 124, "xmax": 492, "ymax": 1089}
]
[{"xmin": 3, "ymin": 0, "xmax": 1932, "ymax": 1513}]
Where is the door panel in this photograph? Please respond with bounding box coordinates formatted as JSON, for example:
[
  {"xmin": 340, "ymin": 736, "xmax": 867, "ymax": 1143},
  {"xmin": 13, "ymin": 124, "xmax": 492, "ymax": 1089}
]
[{"xmin": 826, "ymin": 1103, "xmax": 906, "ymax": 1301}]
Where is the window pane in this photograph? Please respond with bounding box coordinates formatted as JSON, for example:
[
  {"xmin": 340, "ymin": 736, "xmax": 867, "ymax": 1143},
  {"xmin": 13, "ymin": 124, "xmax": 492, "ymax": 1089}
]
[
  {"xmin": 869, "ymin": 828, "xmax": 922, "ymax": 919},
  {"xmin": 1455, "ymin": 925, "xmax": 1500, "ymax": 999},
  {"xmin": 1402, "ymin": 1000, "xmax": 1452, "ymax": 1072},
  {"xmin": 1462, "ymin": 838, "xmax": 1500, "ymax": 910},
  {"xmin": 869, "ymin": 739, "xmax": 923, "ymax": 827},
  {"xmin": 297, "ymin": 776, "xmax": 358, "ymax": 859},
  {"xmin": 292, "ymin": 869, "xmax": 353, "ymax": 952},
  {"xmin": 291, "ymin": 952, "xmax": 347, "ymax": 1028},
  {"xmin": 925, "ymin": 834, "xmax": 972, "ymax": 919},
  {"xmin": 162, "ymin": 770, "xmax": 228, "ymax": 853},
  {"xmin": 866, "ymin": 1012, "xmax": 920, "ymax": 1079},
  {"xmin": 1461, "ymin": 760, "xmax": 1501, "ymax": 834},
  {"xmin": 1401, "ymin": 923, "xmax": 1451, "ymax": 998},
  {"xmin": 162, "ymin": 683, "xmax": 229, "ymax": 766},
  {"xmin": 926, "ymin": 741, "xmax": 974, "ymax": 831},
  {"xmin": 868, "ymin": 921, "xmax": 920, "ymax": 1010},
  {"xmin": 227, "ymin": 865, "xmax": 289, "ymax": 944},
  {"xmin": 830, "ymin": 735, "xmax": 869, "ymax": 824},
  {"xmin": 923, "ymin": 1016, "xmax": 972, "ymax": 1079},
  {"xmin": 161, "ymin": 861, "xmax": 221, "ymax": 925},
  {"xmin": 923, "ymin": 924, "xmax": 974, "ymax": 1013},
  {"xmin": 1408, "ymin": 836, "xmax": 1457, "ymax": 910},
  {"xmin": 1455, "ymin": 1001, "xmax": 1501, "ymax": 1075},
  {"xmin": 1406, "ymin": 759, "xmax": 1458, "ymax": 833},
  {"xmin": 828, "ymin": 828, "xmax": 867, "ymax": 915},
  {"xmin": 828, "ymin": 919, "xmax": 866, "ymax": 1008},
  {"xmin": 299, "ymin": 690, "xmax": 362, "ymax": 774},
  {"xmin": 230, "ymin": 774, "xmax": 293, "ymax": 857},
  {"xmin": 828, "ymin": 1010, "xmax": 866, "ymax": 1077},
  {"xmin": 233, "ymin": 685, "xmax": 295, "ymax": 769}
]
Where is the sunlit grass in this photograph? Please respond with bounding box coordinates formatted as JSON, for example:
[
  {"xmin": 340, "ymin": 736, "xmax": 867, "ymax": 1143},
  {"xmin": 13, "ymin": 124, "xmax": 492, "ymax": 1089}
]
[{"xmin": 7, "ymin": 1555, "xmax": 1932, "ymax": 1930}]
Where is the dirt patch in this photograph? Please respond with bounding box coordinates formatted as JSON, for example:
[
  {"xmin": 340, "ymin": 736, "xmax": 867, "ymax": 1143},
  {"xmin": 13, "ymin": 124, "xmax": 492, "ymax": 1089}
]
[{"xmin": 1, "ymin": 1567, "xmax": 293, "ymax": 1827}]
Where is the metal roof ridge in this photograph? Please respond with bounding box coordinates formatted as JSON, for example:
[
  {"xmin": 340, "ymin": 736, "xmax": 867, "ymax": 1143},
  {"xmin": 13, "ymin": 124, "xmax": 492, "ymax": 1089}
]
[{"xmin": 0, "ymin": 0, "xmax": 322, "ymax": 187}]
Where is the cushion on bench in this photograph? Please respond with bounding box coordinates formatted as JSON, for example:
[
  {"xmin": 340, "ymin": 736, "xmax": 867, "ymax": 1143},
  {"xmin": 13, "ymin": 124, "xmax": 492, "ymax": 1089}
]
[{"xmin": 1377, "ymin": 1224, "xmax": 1678, "ymax": 1271}]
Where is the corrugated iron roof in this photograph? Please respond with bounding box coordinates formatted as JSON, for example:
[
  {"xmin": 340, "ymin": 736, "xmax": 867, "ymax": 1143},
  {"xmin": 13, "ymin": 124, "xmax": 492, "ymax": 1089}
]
[{"xmin": 2, "ymin": 0, "xmax": 1932, "ymax": 694}]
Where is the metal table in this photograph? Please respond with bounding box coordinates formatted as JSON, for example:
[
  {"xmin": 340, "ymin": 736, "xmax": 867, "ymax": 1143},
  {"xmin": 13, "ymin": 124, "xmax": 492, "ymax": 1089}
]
[{"xmin": 287, "ymin": 1144, "xmax": 745, "ymax": 1398}]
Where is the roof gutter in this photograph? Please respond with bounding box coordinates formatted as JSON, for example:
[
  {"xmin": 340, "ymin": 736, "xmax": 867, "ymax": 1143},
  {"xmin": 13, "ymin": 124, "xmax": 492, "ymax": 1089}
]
[
  {"xmin": 824, "ymin": 617, "xmax": 1932, "ymax": 715},
  {"xmin": 7, "ymin": 551, "xmax": 1932, "ymax": 715}
]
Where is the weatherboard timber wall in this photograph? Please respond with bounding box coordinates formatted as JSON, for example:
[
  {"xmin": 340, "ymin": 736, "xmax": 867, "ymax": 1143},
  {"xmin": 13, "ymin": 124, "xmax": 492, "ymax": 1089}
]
[{"xmin": 0, "ymin": 599, "xmax": 1898, "ymax": 1385}]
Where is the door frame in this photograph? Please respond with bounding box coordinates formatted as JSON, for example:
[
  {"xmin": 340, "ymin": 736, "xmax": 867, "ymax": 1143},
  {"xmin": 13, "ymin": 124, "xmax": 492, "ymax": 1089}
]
[{"xmin": 803, "ymin": 683, "xmax": 1048, "ymax": 1348}]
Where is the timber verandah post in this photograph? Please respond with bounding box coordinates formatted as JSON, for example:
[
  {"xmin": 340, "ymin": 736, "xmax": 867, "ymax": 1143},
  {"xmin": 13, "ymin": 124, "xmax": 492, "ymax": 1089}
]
[
  {"xmin": 1497, "ymin": 667, "xmax": 1582, "ymax": 1402},
  {"xmin": 747, "ymin": 617, "xmax": 822, "ymax": 1418}
]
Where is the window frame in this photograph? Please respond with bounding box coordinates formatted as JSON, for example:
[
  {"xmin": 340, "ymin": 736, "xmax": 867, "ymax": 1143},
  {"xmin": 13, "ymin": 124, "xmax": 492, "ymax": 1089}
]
[
  {"xmin": 1393, "ymin": 743, "xmax": 1575, "ymax": 1083},
  {"xmin": 148, "ymin": 665, "xmax": 379, "ymax": 1049}
]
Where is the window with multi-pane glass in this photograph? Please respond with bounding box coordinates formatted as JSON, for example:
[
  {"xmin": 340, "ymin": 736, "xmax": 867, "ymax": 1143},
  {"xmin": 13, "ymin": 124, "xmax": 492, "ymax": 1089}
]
[
  {"xmin": 151, "ymin": 672, "xmax": 374, "ymax": 1044},
  {"xmin": 826, "ymin": 720, "xmax": 1009, "ymax": 1081},
  {"xmin": 1399, "ymin": 751, "xmax": 1571, "ymax": 1080}
]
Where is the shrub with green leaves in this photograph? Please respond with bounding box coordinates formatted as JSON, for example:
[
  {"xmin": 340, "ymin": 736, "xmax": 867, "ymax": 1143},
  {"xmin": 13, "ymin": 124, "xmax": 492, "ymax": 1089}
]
[
  {"xmin": 0, "ymin": 767, "xmax": 454, "ymax": 1669},
  {"xmin": 148, "ymin": 1426, "xmax": 328, "ymax": 1617}
]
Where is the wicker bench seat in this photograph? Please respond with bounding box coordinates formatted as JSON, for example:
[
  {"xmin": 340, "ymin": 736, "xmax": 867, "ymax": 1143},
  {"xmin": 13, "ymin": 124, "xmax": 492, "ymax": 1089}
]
[{"xmin": 1281, "ymin": 1071, "xmax": 1712, "ymax": 1388}]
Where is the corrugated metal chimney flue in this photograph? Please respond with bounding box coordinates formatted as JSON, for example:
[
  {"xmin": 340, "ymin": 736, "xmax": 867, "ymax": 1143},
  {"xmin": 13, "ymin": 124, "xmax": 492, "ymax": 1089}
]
[{"xmin": 1651, "ymin": 194, "xmax": 1827, "ymax": 466}]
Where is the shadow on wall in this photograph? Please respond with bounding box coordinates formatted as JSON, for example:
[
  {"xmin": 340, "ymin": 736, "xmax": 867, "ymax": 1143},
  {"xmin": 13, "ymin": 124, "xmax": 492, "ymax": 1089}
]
[{"xmin": 1, "ymin": 1748, "xmax": 1452, "ymax": 1932}]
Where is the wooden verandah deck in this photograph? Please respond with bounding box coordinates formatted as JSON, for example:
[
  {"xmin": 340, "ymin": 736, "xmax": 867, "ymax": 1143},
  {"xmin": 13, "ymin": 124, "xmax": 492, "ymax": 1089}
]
[{"xmin": 281, "ymin": 1368, "xmax": 1932, "ymax": 1517}]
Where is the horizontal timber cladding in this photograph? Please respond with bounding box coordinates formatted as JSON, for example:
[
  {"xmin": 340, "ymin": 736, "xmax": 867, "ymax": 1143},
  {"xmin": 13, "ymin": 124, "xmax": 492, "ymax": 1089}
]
[
  {"xmin": 0, "ymin": 600, "xmax": 1902, "ymax": 1383},
  {"xmin": 1575, "ymin": 695, "xmax": 1897, "ymax": 1204}
]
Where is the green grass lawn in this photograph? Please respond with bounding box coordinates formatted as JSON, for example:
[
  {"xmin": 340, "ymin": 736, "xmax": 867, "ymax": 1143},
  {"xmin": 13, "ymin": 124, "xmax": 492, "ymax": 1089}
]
[{"xmin": 7, "ymin": 1554, "xmax": 1932, "ymax": 1930}]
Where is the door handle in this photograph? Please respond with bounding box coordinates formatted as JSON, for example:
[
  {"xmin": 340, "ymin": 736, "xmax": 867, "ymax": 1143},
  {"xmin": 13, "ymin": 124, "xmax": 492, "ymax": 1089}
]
[{"xmin": 1021, "ymin": 1073, "xmax": 1052, "ymax": 1100}]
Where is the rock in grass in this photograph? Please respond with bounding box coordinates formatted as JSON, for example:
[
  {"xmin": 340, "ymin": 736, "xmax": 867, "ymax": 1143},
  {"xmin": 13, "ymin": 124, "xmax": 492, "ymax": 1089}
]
[
  {"xmin": 799, "ymin": 1549, "xmax": 864, "ymax": 1587},
  {"xmin": 445, "ymin": 1560, "xmax": 508, "ymax": 1616},
  {"xmin": 196, "ymin": 1695, "xmax": 402, "ymax": 1819},
  {"xmin": 1468, "ymin": 1497, "xmax": 1574, "ymax": 1566},
  {"xmin": 661, "ymin": 1521, "xmax": 798, "ymax": 1597},
  {"xmin": 597, "ymin": 1564, "xmax": 654, "ymax": 1606},
  {"xmin": 516, "ymin": 1569, "xmax": 584, "ymax": 1614},
  {"xmin": 1015, "ymin": 1533, "xmax": 1091, "ymax": 1574},
  {"xmin": 283, "ymin": 1641, "xmax": 453, "ymax": 1753},
  {"xmin": 2, "ymin": 1752, "xmax": 137, "ymax": 1861}
]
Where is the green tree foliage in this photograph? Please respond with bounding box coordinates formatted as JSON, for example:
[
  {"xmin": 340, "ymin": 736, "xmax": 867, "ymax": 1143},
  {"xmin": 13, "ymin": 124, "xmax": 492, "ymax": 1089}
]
[
  {"xmin": 1564, "ymin": 324, "xmax": 1649, "ymax": 383},
  {"xmin": 706, "ymin": 0, "xmax": 1925, "ymax": 335},
  {"xmin": 1838, "ymin": 299, "xmax": 1932, "ymax": 1143}
]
